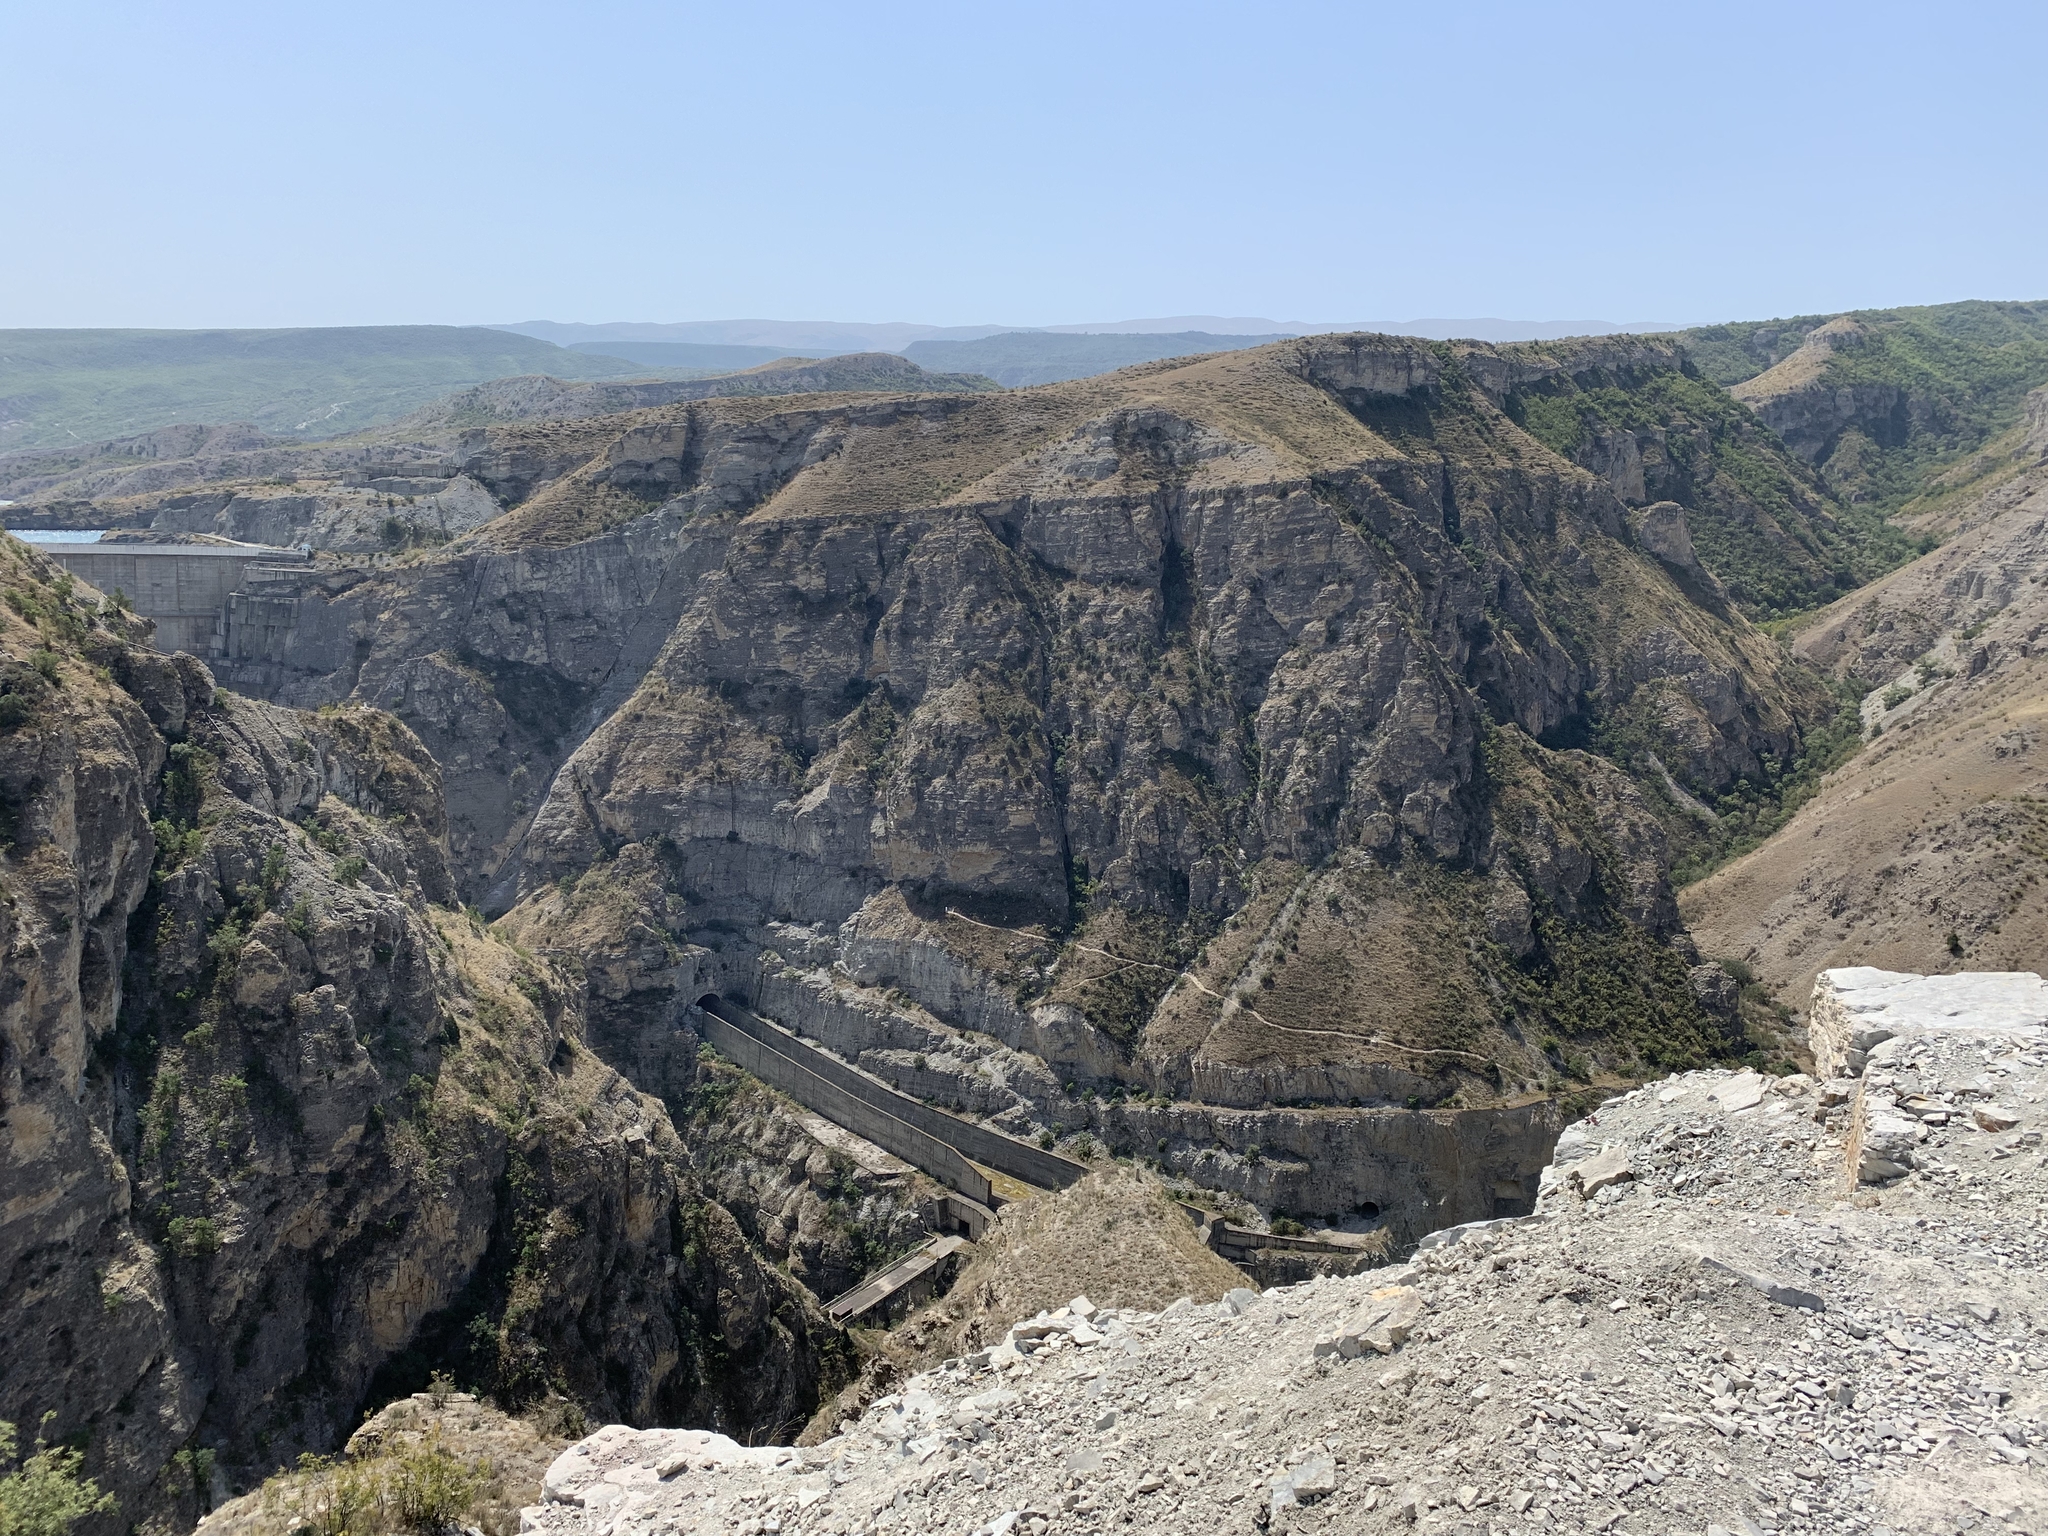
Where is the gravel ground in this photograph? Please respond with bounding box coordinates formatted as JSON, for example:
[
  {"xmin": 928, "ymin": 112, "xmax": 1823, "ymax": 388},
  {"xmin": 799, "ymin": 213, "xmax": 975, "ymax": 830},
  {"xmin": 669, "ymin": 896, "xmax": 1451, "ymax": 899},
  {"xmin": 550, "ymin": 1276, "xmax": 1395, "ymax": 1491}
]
[{"xmin": 520, "ymin": 1017, "xmax": 2046, "ymax": 1536}]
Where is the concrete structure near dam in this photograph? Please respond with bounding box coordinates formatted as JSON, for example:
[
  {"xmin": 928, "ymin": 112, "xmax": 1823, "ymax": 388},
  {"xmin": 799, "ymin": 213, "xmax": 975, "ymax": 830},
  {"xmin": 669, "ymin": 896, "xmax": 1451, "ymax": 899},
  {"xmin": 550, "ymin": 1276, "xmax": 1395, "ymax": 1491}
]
[{"xmin": 29, "ymin": 539, "xmax": 310, "ymax": 656}]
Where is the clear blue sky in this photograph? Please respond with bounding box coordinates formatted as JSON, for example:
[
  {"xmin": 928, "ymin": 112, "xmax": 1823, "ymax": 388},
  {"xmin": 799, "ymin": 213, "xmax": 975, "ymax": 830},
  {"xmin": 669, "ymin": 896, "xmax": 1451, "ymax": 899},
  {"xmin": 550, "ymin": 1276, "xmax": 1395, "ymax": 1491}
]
[{"xmin": 5, "ymin": 0, "xmax": 2044, "ymax": 330}]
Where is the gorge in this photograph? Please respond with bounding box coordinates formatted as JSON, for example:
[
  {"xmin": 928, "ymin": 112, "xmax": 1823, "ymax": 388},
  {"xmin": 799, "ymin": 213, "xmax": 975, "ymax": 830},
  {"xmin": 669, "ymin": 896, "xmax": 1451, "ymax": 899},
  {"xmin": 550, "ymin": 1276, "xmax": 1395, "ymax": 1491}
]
[{"xmin": 6, "ymin": 307, "xmax": 2048, "ymax": 1532}]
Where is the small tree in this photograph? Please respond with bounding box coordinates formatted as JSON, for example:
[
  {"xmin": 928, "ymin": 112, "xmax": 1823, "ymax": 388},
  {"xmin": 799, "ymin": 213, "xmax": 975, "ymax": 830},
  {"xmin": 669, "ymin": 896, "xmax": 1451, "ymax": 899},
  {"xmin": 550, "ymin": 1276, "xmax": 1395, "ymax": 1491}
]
[{"xmin": 0, "ymin": 1417, "xmax": 116, "ymax": 1536}]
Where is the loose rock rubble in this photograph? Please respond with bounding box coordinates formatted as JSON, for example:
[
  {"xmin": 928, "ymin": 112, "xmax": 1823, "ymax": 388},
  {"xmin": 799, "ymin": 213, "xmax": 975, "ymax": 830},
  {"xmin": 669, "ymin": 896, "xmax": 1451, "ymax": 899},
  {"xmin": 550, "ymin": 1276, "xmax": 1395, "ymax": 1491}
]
[{"xmin": 520, "ymin": 975, "xmax": 2047, "ymax": 1536}]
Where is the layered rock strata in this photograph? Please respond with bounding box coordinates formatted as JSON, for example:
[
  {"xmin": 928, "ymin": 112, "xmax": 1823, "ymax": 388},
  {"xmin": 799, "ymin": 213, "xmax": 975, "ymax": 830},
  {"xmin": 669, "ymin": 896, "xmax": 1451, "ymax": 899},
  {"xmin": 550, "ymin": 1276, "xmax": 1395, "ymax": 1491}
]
[{"xmin": 313, "ymin": 334, "xmax": 1834, "ymax": 1170}]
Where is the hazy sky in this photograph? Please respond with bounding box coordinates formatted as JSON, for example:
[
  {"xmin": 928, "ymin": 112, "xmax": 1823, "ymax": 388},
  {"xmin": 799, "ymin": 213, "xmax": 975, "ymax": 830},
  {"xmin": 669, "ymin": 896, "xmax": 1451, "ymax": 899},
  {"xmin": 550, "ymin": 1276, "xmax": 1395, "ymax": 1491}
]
[{"xmin": 5, "ymin": 0, "xmax": 2044, "ymax": 330}]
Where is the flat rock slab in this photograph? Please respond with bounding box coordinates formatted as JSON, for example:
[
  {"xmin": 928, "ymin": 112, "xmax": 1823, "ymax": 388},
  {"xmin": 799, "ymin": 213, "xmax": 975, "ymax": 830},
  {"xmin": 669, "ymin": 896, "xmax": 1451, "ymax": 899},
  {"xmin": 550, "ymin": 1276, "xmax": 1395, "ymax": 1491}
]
[
  {"xmin": 1707, "ymin": 1073, "xmax": 1769, "ymax": 1113},
  {"xmin": 1699, "ymin": 1253, "xmax": 1826, "ymax": 1313},
  {"xmin": 1810, "ymin": 967, "xmax": 2048, "ymax": 1074},
  {"xmin": 1573, "ymin": 1143, "xmax": 1635, "ymax": 1195}
]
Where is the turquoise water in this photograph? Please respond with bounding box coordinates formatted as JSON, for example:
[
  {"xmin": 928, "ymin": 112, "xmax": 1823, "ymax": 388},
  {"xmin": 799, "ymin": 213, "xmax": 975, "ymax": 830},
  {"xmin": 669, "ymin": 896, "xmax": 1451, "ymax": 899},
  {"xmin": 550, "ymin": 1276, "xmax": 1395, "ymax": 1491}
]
[{"xmin": 6, "ymin": 529, "xmax": 105, "ymax": 544}]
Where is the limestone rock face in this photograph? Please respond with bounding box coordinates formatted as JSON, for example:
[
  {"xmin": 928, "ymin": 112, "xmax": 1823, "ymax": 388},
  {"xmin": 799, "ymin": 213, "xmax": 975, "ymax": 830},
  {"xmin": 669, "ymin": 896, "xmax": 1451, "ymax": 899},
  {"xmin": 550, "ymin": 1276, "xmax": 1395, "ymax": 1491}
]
[
  {"xmin": 1730, "ymin": 317, "xmax": 1923, "ymax": 466},
  {"xmin": 180, "ymin": 337, "xmax": 1833, "ymax": 1178},
  {"xmin": 1628, "ymin": 500, "xmax": 1722, "ymax": 597},
  {"xmin": 210, "ymin": 337, "xmax": 1810, "ymax": 925},
  {"xmin": 0, "ymin": 547, "xmax": 848, "ymax": 1534},
  {"xmin": 494, "ymin": 339, "xmax": 1800, "ymax": 964}
]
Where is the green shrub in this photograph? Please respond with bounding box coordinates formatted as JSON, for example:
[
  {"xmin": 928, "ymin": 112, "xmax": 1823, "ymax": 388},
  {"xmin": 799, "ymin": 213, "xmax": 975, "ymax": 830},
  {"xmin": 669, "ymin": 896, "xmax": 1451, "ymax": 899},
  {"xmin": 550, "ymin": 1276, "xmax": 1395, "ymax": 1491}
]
[
  {"xmin": 304, "ymin": 1455, "xmax": 377, "ymax": 1536},
  {"xmin": 166, "ymin": 1216, "xmax": 222, "ymax": 1257},
  {"xmin": 388, "ymin": 1436, "xmax": 484, "ymax": 1532},
  {"xmin": 259, "ymin": 843, "xmax": 289, "ymax": 904},
  {"xmin": 151, "ymin": 819, "xmax": 206, "ymax": 872},
  {"xmin": 0, "ymin": 1416, "xmax": 115, "ymax": 1536}
]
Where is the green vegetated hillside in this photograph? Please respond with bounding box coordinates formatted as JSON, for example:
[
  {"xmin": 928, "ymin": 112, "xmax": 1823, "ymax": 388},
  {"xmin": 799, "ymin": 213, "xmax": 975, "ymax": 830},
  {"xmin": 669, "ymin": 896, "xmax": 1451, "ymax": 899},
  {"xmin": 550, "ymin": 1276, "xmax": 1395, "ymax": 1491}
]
[
  {"xmin": 1496, "ymin": 346, "xmax": 1918, "ymax": 619},
  {"xmin": 0, "ymin": 326, "xmax": 668, "ymax": 450},
  {"xmin": 1674, "ymin": 299, "xmax": 2048, "ymax": 515},
  {"xmin": 902, "ymin": 329, "xmax": 1288, "ymax": 386}
]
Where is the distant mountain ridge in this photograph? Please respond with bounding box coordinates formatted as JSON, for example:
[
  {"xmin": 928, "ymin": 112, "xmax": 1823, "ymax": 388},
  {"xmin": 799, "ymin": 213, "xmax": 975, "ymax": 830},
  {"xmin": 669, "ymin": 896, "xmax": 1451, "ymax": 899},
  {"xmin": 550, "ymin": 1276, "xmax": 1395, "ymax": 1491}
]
[
  {"xmin": 562, "ymin": 340, "xmax": 826, "ymax": 370},
  {"xmin": 499, "ymin": 318, "xmax": 1016, "ymax": 353},
  {"xmin": 399, "ymin": 353, "xmax": 999, "ymax": 429},
  {"xmin": 492, "ymin": 315, "xmax": 1694, "ymax": 354},
  {"xmin": 0, "ymin": 325, "xmax": 671, "ymax": 451},
  {"xmin": 901, "ymin": 330, "xmax": 1290, "ymax": 386}
]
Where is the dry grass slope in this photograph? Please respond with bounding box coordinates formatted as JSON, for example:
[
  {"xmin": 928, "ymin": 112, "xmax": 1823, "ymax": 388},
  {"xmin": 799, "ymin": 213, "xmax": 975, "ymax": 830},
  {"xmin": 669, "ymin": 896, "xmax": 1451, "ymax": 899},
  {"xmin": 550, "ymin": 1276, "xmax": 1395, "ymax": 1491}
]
[{"xmin": 890, "ymin": 1166, "xmax": 1243, "ymax": 1367}]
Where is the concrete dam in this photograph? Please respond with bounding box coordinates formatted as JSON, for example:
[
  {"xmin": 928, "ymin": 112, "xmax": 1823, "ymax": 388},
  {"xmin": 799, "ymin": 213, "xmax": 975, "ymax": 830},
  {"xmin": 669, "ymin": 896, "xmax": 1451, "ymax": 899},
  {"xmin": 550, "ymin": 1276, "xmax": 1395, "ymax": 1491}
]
[{"xmin": 19, "ymin": 537, "xmax": 310, "ymax": 656}]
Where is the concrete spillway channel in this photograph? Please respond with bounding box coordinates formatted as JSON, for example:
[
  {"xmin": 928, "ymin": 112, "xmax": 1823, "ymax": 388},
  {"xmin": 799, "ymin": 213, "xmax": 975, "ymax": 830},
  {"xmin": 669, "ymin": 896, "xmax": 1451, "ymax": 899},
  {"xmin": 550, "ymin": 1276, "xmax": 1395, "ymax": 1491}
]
[
  {"xmin": 692, "ymin": 996, "xmax": 1377, "ymax": 1321},
  {"xmin": 692, "ymin": 995, "xmax": 1092, "ymax": 1325},
  {"xmin": 823, "ymin": 1235, "xmax": 969, "ymax": 1326},
  {"xmin": 693, "ymin": 996, "xmax": 1086, "ymax": 1212}
]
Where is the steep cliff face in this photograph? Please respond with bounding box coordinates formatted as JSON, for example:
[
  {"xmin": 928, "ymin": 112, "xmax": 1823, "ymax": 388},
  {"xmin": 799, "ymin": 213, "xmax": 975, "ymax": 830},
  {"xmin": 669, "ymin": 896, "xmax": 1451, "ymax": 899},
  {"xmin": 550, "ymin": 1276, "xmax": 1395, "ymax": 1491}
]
[
  {"xmin": 178, "ymin": 336, "xmax": 1834, "ymax": 1108},
  {"xmin": 0, "ymin": 541, "xmax": 850, "ymax": 1532},
  {"xmin": 485, "ymin": 339, "xmax": 1804, "ymax": 1089}
]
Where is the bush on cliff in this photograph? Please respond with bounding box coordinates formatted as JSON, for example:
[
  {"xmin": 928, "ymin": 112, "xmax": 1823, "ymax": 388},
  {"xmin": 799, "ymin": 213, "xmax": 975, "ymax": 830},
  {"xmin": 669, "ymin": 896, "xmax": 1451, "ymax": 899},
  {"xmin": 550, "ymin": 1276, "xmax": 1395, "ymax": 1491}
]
[{"xmin": 0, "ymin": 1418, "xmax": 115, "ymax": 1536}]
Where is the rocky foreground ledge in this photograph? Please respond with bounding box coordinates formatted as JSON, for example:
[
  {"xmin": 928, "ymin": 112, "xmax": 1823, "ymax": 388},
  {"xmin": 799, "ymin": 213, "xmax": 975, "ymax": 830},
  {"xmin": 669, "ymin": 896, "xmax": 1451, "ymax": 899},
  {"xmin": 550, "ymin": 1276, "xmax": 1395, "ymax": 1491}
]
[{"xmin": 520, "ymin": 970, "xmax": 2046, "ymax": 1536}]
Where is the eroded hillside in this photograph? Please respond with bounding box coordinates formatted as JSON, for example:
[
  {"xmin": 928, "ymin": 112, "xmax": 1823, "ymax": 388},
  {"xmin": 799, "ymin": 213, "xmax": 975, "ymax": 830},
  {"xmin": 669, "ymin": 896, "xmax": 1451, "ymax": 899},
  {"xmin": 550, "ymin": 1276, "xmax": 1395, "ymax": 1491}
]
[
  {"xmin": 1682, "ymin": 299, "xmax": 2048, "ymax": 519},
  {"xmin": 1684, "ymin": 385, "xmax": 2048, "ymax": 1005},
  {"xmin": 157, "ymin": 334, "xmax": 1862, "ymax": 1128},
  {"xmin": 13, "ymin": 314, "xmax": 2047, "ymax": 1535}
]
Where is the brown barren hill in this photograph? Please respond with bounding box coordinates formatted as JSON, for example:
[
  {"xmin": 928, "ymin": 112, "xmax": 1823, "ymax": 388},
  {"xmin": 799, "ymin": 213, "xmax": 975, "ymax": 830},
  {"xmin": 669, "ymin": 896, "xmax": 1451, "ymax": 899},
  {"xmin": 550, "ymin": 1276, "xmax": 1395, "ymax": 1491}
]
[{"xmin": 1683, "ymin": 393, "xmax": 2048, "ymax": 1009}]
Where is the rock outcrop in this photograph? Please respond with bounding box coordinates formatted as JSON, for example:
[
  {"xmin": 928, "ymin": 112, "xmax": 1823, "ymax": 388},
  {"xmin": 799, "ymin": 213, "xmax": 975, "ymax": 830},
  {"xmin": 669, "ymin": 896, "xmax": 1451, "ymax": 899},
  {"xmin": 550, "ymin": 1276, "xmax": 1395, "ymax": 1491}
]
[
  {"xmin": 1729, "ymin": 316, "xmax": 1910, "ymax": 464},
  {"xmin": 1712, "ymin": 300, "xmax": 2048, "ymax": 516},
  {"xmin": 1807, "ymin": 967, "xmax": 2048, "ymax": 1078},
  {"xmin": 191, "ymin": 1389, "xmax": 576, "ymax": 1536},
  {"xmin": 0, "ymin": 539, "xmax": 851, "ymax": 1532}
]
